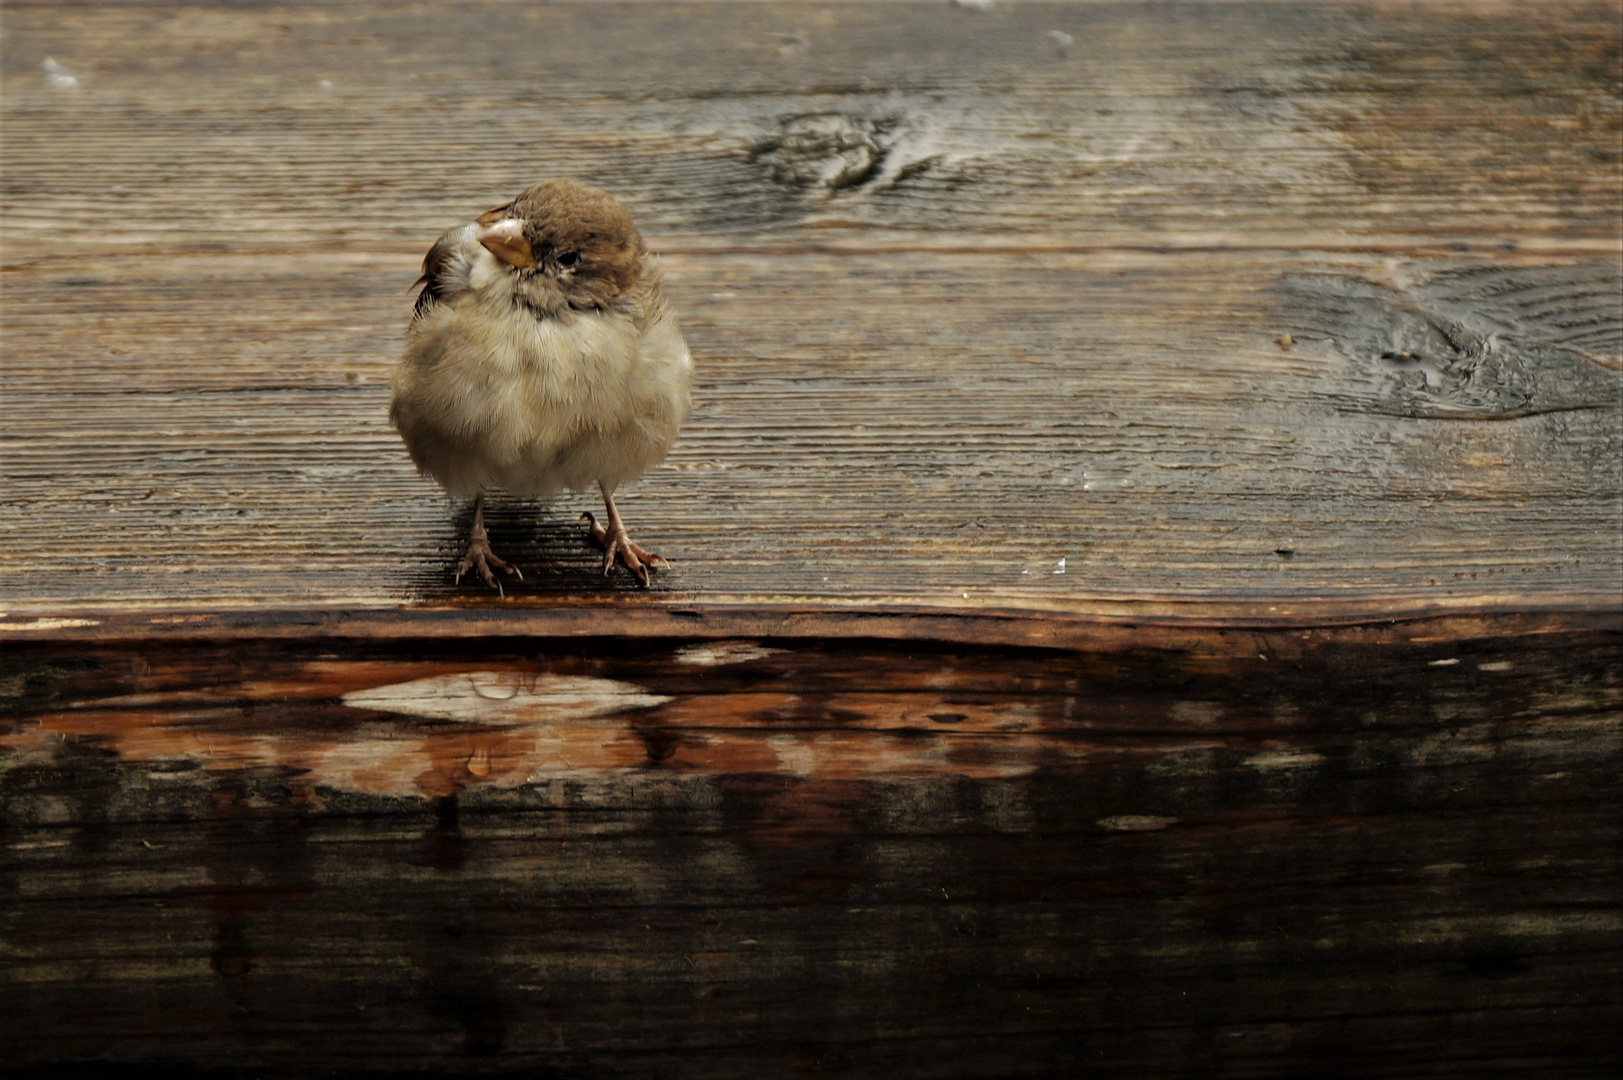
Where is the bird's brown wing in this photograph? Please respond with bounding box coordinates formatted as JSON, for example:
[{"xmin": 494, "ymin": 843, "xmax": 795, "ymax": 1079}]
[
  {"xmin": 411, "ymin": 233, "xmax": 458, "ymax": 318},
  {"xmin": 412, "ymin": 204, "xmax": 514, "ymax": 319}
]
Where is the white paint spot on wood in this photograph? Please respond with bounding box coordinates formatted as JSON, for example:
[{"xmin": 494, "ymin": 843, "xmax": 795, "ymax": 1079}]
[
  {"xmin": 1428, "ymin": 658, "xmax": 1460, "ymax": 667},
  {"xmin": 0, "ymin": 618, "xmax": 100, "ymax": 631},
  {"xmin": 42, "ymin": 57, "xmax": 80, "ymax": 89},
  {"xmin": 766, "ymin": 734, "xmax": 818, "ymax": 777},
  {"xmin": 674, "ymin": 641, "xmax": 786, "ymax": 666},
  {"xmin": 1478, "ymin": 661, "xmax": 1513, "ymax": 672},
  {"xmin": 341, "ymin": 672, "xmax": 669, "ymax": 725}
]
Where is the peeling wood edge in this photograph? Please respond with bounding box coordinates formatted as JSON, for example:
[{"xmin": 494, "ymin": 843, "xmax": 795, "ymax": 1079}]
[{"xmin": 0, "ymin": 596, "xmax": 1617, "ymax": 651}]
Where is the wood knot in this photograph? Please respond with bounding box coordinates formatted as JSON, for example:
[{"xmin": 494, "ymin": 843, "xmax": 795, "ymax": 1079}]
[
  {"xmin": 1278, "ymin": 263, "xmax": 1622, "ymax": 420},
  {"xmin": 752, "ymin": 112, "xmax": 897, "ymax": 193}
]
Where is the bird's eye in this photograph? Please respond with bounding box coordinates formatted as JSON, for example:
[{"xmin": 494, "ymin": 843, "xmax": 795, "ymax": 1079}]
[{"xmin": 557, "ymin": 251, "xmax": 580, "ymax": 267}]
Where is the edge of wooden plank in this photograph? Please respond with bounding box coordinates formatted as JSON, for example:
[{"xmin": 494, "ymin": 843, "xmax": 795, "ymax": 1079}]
[{"xmin": 1, "ymin": 595, "xmax": 1616, "ymax": 651}]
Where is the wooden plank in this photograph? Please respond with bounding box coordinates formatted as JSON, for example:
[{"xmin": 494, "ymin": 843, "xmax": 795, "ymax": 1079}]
[
  {"xmin": 1, "ymin": 3, "xmax": 1620, "ymax": 1076},
  {"xmin": 1, "ymin": 0, "xmax": 1619, "ymax": 620},
  {"xmin": 2, "ymin": 624, "xmax": 1618, "ymax": 1075},
  {"xmin": 2, "ymin": 0, "xmax": 1619, "ymax": 252},
  {"xmin": 2, "ymin": 245, "xmax": 1617, "ymax": 615}
]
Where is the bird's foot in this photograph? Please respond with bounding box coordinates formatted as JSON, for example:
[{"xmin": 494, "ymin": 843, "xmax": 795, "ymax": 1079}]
[
  {"xmin": 581, "ymin": 512, "xmax": 667, "ymax": 587},
  {"xmin": 455, "ymin": 535, "xmax": 522, "ymax": 595}
]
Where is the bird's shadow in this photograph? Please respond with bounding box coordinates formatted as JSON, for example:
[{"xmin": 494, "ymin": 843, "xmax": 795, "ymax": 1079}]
[{"xmin": 407, "ymin": 496, "xmax": 664, "ymax": 600}]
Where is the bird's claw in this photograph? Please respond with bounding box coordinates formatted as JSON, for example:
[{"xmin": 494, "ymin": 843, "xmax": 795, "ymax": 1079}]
[
  {"xmin": 581, "ymin": 511, "xmax": 667, "ymax": 587},
  {"xmin": 456, "ymin": 536, "xmax": 522, "ymax": 595}
]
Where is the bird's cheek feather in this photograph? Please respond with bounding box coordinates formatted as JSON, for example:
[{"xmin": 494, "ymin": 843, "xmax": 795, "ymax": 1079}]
[{"xmin": 478, "ymin": 218, "xmax": 536, "ymax": 269}]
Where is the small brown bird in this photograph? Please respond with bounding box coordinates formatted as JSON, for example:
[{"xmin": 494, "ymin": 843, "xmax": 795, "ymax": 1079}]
[{"xmin": 390, "ymin": 180, "xmax": 692, "ymax": 588}]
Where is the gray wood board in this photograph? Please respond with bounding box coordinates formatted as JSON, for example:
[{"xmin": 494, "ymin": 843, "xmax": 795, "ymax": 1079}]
[{"xmin": 1, "ymin": 0, "xmax": 1620, "ymax": 620}]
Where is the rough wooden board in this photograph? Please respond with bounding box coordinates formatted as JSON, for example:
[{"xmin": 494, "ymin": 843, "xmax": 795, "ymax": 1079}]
[
  {"xmin": 2, "ymin": 0, "xmax": 1620, "ymax": 620},
  {"xmin": 2, "ymin": 625, "xmax": 1618, "ymax": 1075},
  {"xmin": 3, "ymin": 6, "xmax": 1621, "ymax": 1076},
  {"xmin": 2, "ymin": 246, "xmax": 1618, "ymax": 614},
  {"xmin": 3, "ymin": 0, "xmax": 1620, "ymax": 251}
]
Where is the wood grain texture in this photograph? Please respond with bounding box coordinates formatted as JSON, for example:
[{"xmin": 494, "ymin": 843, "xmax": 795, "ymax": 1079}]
[
  {"xmin": 2, "ymin": 3, "xmax": 1621, "ymax": 1076},
  {"xmin": 2, "ymin": 622, "xmax": 1619, "ymax": 1076},
  {"xmin": 1, "ymin": 0, "xmax": 1619, "ymax": 619},
  {"xmin": 3, "ymin": 0, "xmax": 1620, "ymax": 251}
]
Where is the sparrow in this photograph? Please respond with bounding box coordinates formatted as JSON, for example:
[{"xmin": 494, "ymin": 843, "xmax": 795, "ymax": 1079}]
[{"xmin": 390, "ymin": 179, "xmax": 692, "ymax": 589}]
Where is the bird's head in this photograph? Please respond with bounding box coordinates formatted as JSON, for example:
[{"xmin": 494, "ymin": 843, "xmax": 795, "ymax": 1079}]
[{"xmin": 475, "ymin": 179, "xmax": 645, "ymax": 313}]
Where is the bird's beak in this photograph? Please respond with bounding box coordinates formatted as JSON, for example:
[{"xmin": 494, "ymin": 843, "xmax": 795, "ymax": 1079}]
[{"xmin": 478, "ymin": 218, "xmax": 536, "ymax": 269}]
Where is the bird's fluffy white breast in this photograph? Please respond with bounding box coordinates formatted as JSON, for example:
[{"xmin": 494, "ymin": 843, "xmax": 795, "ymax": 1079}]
[{"xmin": 391, "ymin": 246, "xmax": 691, "ymax": 498}]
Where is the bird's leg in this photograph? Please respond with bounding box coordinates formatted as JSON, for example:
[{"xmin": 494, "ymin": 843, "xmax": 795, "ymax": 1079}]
[
  {"xmin": 455, "ymin": 491, "xmax": 522, "ymax": 594},
  {"xmin": 581, "ymin": 484, "xmax": 667, "ymax": 587}
]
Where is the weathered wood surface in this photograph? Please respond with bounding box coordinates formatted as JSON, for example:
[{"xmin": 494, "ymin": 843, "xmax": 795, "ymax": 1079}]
[
  {"xmin": 1, "ymin": 1, "xmax": 1621, "ymax": 1077},
  {"xmin": 0, "ymin": 0, "xmax": 1618, "ymax": 619},
  {"xmin": 3, "ymin": 616, "xmax": 1619, "ymax": 1076}
]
